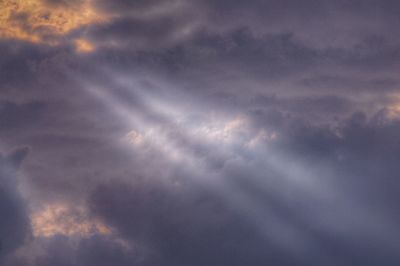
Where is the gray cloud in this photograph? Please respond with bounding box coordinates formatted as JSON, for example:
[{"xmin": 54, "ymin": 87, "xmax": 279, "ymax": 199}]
[
  {"xmin": 0, "ymin": 148, "xmax": 30, "ymax": 264},
  {"xmin": 2, "ymin": 0, "xmax": 400, "ymax": 265}
]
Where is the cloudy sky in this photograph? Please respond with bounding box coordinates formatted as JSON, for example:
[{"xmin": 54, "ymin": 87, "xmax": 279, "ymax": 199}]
[{"xmin": 1, "ymin": 0, "xmax": 400, "ymax": 265}]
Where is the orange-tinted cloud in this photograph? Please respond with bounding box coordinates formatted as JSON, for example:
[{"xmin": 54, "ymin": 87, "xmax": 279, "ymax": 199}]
[
  {"xmin": 0, "ymin": 0, "xmax": 104, "ymax": 49},
  {"xmin": 74, "ymin": 38, "xmax": 95, "ymax": 52},
  {"xmin": 31, "ymin": 203, "xmax": 110, "ymax": 237}
]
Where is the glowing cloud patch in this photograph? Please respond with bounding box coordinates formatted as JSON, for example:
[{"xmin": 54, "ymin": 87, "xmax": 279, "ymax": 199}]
[
  {"xmin": 197, "ymin": 117, "xmax": 247, "ymax": 142},
  {"xmin": 388, "ymin": 104, "xmax": 400, "ymax": 119},
  {"xmin": 125, "ymin": 130, "xmax": 145, "ymax": 146},
  {"xmin": 0, "ymin": 0, "xmax": 104, "ymax": 47},
  {"xmin": 247, "ymin": 130, "xmax": 277, "ymax": 148},
  {"xmin": 74, "ymin": 38, "xmax": 95, "ymax": 53},
  {"xmin": 31, "ymin": 203, "xmax": 110, "ymax": 237}
]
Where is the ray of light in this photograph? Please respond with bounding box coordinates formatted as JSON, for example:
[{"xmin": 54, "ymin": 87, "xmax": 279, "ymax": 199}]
[
  {"xmin": 74, "ymin": 72, "xmax": 326, "ymax": 254},
  {"xmin": 74, "ymin": 70, "xmax": 400, "ymax": 256}
]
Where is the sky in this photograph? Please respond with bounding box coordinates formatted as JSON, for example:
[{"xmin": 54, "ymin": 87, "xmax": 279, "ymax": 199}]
[{"xmin": 1, "ymin": 0, "xmax": 400, "ymax": 265}]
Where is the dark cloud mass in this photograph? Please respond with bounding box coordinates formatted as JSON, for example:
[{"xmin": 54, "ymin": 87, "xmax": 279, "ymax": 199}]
[
  {"xmin": 0, "ymin": 148, "xmax": 30, "ymax": 264},
  {"xmin": 1, "ymin": 0, "xmax": 400, "ymax": 265}
]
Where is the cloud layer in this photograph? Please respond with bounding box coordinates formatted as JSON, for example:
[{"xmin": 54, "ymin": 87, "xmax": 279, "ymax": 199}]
[{"xmin": 1, "ymin": 0, "xmax": 400, "ymax": 265}]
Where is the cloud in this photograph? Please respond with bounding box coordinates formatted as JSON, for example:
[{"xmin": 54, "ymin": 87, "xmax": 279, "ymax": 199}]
[
  {"xmin": 31, "ymin": 203, "xmax": 110, "ymax": 237},
  {"xmin": 0, "ymin": 148, "xmax": 30, "ymax": 264},
  {"xmin": 0, "ymin": 0, "xmax": 105, "ymax": 51},
  {"xmin": 7, "ymin": 234, "xmax": 138, "ymax": 266},
  {"xmin": 1, "ymin": 1, "xmax": 400, "ymax": 265},
  {"xmin": 0, "ymin": 101, "xmax": 46, "ymax": 131},
  {"xmin": 88, "ymin": 180, "xmax": 291, "ymax": 266}
]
